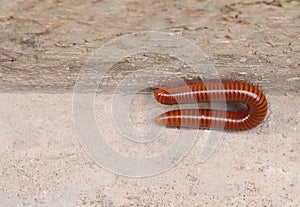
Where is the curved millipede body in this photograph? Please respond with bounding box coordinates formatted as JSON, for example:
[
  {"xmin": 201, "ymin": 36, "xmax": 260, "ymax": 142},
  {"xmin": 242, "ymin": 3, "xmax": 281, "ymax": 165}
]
[{"xmin": 154, "ymin": 80, "xmax": 268, "ymax": 131}]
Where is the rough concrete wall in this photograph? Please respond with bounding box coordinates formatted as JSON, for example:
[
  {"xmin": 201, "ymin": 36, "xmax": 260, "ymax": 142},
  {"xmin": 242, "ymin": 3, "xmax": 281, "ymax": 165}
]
[{"xmin": 0, "ymin": 0, "xmax": 299, "ymax": 94}]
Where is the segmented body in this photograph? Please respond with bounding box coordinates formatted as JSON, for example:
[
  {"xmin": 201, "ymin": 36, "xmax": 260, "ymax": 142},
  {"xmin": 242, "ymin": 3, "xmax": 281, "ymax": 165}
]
[{"xmin": 154, "ymin": 80, "xmax": 268, "ymax": 131}]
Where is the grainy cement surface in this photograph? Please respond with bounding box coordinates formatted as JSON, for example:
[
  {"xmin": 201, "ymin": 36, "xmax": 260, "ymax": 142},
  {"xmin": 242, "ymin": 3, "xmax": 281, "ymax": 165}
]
[
  {"xmin": 0, "ymin": 93, "xmax": 299, "ymax": 206},
  {"xmin": 0, "ymin": 0, "xmax": 299, "ymax": 94}
]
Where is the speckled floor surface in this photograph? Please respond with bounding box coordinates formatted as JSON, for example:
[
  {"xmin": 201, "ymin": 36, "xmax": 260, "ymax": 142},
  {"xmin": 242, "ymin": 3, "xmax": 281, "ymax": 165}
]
[{"xmin": 0, "ymin": 93, "xmax": 299, "ymax": 206}]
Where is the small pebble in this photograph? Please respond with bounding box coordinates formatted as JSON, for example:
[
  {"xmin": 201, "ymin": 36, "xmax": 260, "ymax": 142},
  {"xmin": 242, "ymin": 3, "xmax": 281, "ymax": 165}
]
[{"xmin": 240, "ymin": 57, "xmax": 247, "ymax": 63}]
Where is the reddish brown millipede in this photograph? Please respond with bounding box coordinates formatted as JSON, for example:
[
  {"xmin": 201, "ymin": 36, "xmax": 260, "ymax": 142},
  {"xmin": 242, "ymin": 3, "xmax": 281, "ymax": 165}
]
[{"xmin": 154, "ymin": 79, "xmax": 268, "ymax": 131}]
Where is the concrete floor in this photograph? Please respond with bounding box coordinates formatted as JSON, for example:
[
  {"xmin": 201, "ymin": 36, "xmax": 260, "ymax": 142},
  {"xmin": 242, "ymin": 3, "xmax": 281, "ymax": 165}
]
[{"xmin": 0, "ymin": 93, "xmax": 299, "ymax": 206}]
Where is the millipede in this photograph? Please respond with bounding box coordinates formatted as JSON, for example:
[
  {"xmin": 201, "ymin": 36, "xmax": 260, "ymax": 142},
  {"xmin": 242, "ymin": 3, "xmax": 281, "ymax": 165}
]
[{"xmin": 154, "ymin": 79, "xmax": 268, "ymax": 131}]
